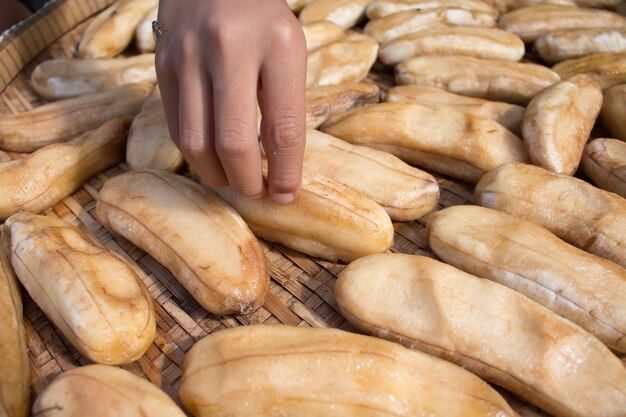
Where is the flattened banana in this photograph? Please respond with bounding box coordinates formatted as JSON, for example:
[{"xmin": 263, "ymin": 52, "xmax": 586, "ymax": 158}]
[
  {"xmin": 535, "ymin": 28, "xmax": 626, "ymax": 64},
  {"xmin": 364, "ymin": 7, "xmax": 496, "ymax": 44},
  {"xmin": 499, "ymin": 5, "xmax": 626, "ymax": 42},
  {"xmin": 365, "ymin": 0, "xmax": 498, "ymax": 19},
  {"xmin": 476, "ymin": 163, "xmax": 626, "ymax": 268},
  {"xmin": 386, "ymin": 85, "xmax": 524, "ymax": 134},
  {"xmin": 306, "ymin": 82, "xmax": 380, "ymax": 128},
  {"xmin": 299, "ymin": 0, "xmax": 372, "ymax": 29},
  {"xmin": 379, "ymin": 26, "xmax": 524, "ymax": 65},
  {"xmin": 396, "ymin": 55, "xmax": 560, "ymax": 105},
  {"xmin": 553, "ymin": 52, "xmax": 626, "ymax": 89},
  {"xmin": 321, "ymin": 102, "xmax": 528, "ymax": 183},
  {"xmin": 522, "ymin": 73, "xmax": 603, "ymax": 175},
  {"xmin": 601, "ymin": 83, "xmax": 626, "ymax": 140}
]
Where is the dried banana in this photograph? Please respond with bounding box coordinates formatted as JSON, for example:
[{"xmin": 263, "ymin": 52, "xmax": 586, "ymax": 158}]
[
  {"xmin": 304, "ymin": 129, "xmax": 439, "ymax": 221},
  {"xmin": 379, "ymin": 26, "xmax": 524, "ymax": 65},
  {"xmin": 336, "ymin": 253, "xmax": 626, "ymax": 417},
  {"xmin": 96, "ymin": 170, "xmax": 269, "ymax": 315},
  {"xmin": 493, "ymin": 0, "xmax": 575, "ymax": 13},
  {"xmin": 476, "ymin": 163, "xmax": 626, "ymax": 268},
  {"xmin": 77, "ymin": 0, "xmax": 159, "ymax": 58},
  {"xmin": 0, "ymin": 82, "xmax": 152, "ymax": 152},
  {"xmin": 127, "ymin": 86, "xmax": 184, "ymax": 172},
  {"xmin": 209, "ymin": 167, "xmax": 394, "ymax": 262},
  {"xmin": 386, "ymin": 85, "xmax": 524, "ymax": 134},
  {"xmin": 306, "ymin": 82, "xmax": 380, "ymax": 128},
  {"xmin": 299, "ymin": 0, "xmax": 372, "ymax": 29},
  {"xmin": 499, "ymin": 5, "xmax": 626, "ymax": 42},
  {"xmin": 302, "ymin": 20, "xmax": 345, "ymax": 52},
  {"xmin": 307, "ymin": 33, "xmax": 378, "ymax": 87},
  {"xmin": 522, "ymin": 73, "xmax": 603, "ymax": 175},
  {"xmin": 180, "ymin": 325, "xmax": 518, "ymax": 417},
  {"xmin": 535, "ymin": 28, "xmax": 626, "ymax": 64},
  {"xmin": 33, "ymin": 365, "xmax": 186, "ymax": 417},
  {"xmin": 364, "ymin": 8, "xmax": 497, "ymax": 44},
  {"xmin": 0, "ymin": 118, "xmax": 127, "ymax": 221},
  {"xmin": 30, "ymin": 54, "xmax": 156, "ymax": 100},
  {"xmin": 0, "ymin": 233, "xmax": 29, "ymax": 417},
  {"xmin": 553, "ymin": 52, "xmax": 626, "ymax": 89},
  {"xmin": 428, "ymin": 205, "xmax": 626, "ymax": 353},
  {"xmin": 396, "ymin": 55, "xmax": 559, "ymax": 105},
  {"xmin": 3, "ymin": 212, "xmax": 155, "ymax": 364},
  {"xmin": 365, "ymin": 0, "xmax": 499, "ymax": 18},
  {"xmin": 321, "ymin": 102, "xmax": 528, "ymax": 183},
  {"xmin": 601, "ymin": 83, "xmax": 626, "ymax": 140},
  {"xmin": 582, "ymin": 138, "xmax": 626, "ymax": 198}
]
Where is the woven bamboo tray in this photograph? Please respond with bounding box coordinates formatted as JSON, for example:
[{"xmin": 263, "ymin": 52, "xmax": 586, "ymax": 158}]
[{"xmin": 1, "ymin": 2, "xmax": 614, "ymax": 416}]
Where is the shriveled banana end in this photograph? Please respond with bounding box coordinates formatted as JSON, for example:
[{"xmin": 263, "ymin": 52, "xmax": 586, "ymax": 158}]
[
  {"xmin": 180, "ymin": 325, "xmax": 519, "ymax": 417},
  {"xmin": 582, "ymin": 138, "xmax": 626, "ymax": 198},
  {"xmin": 33, "ymin": 365, "xmax": 187, "ymax": 417},
  {"xmin": 522, "ymin": 73, "xmax": 603, "ymax": 175}
]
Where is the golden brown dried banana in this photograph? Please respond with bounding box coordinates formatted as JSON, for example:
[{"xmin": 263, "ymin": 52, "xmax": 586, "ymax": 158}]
[
  {"xmin": 335, "ymin": 253, "xmax": 626, "ymax": 417},
  {"xmin": 96, "ymin": 170, "xmax": 269, "ymax": 315},
  {"xmin": 30, "ymin": 55, "xmax": 156, "ymax": 100},
  {"xmin": 601, "ymin": 83, "xmax": 626, "ymax": 140},
  {"xmin": 3, "ymin": 212, "xmax": 155, "ymax": 365},
  {"xmin": 499, "ymin": 5, "xmax": 626, "ymax": 42},
  {"xmin": 386, "ymin": 85, "xmax": 524, "ymax": 134},
  {"xmin": 126, "ymin": 86, "xmax": 184, "ymax": 172},
  {"xmin": 582, "ymin": 138, "xmax": 626, "ymax": 198},
  {"xmin": 302, "ymin": 20, "xmax": 345, "ymax": 52},
  {"xmin": 321, "ymin": 102, "xmax": 528, "ymax": 182},
  {"xmin": 379, "ymin": 26, "xmax": 524, "ymax": 65},
  {"xmin": 304, "ymin": 129, "xmax": 439, "ymax": 221},
  {"xmin": 364, "ymin": 7, "xmax": 497, "ymax": 44},
  {"xmin": 299, "ymin": 0, "xmax": 372, "ymax": 29},
  {"xmin": 0, "ymin": 118, "xmax": 127, "ymax": 221},
  {"xmin": 135, "ymin": 6, "xmax": 158, "ymax": 53},
  {"xmin": 365, "ymin": 0, "xmax": 498, "ymax": 19},
  {"xmin": 535, "ymin": 28, "xmax": 626, "ymax": 64},
  {"xmin": 209, "ymin": 167, "xmax": 394, "ymax": 262},
  {"xmin": 553, "ymin": 52, "xmax": 626, "ymax": 89},
  {"xmin": 395, "ymin": 55, "xmax": 559, "ymax": 105},
  {"xmin": 307, "ymin": 33, "xmax": 378, "ymax": 87},
  {"xmin": 0, "ymin": 82, "xmax": 152, "ymax": 152},
  {"xmin": 493, "ymin": 0, "xmax": 575, "ymax": 13},
  {"xmin": 0, "ymin": 233, "xmax": 29, "ymax": 417},
  {"xmin": 522, "ymin": 73, "xmax": 603, "ymax": 175},
  {"xmin": 180, "ymin": 325, "xmax": 519, "ymax": 417},
  {"xmin": 428, "ymin": 205, "xmax": 626, "ymax": 353},
  {"xmin": 306, "ymin": 82, "xmax": 380, "ymax": 128},
  {"xmin": 77, "ymin": 0, "xmax": 158, "ymax": 58},
  {"xmin": 33, "ymin": 365, "xmax": 187, "ymax": 417},
  {"xmin": 306, "ymin": 33, "xmax": 378, "ymax": 87},
  {"xmin": 475, "ymin": 163, "xmax": 626, "ymax": 268}
]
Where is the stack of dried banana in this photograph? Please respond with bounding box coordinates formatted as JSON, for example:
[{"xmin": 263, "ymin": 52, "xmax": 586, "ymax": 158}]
[{"xmin": 2, "ymin": 0, "xmax": 626, "ymax": 416}]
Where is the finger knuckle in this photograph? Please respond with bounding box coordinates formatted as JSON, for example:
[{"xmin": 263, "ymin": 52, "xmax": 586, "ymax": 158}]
[
  {"xmin": 272, "ymin": 20, "xmax": 304, "ymax": 47},
  {"xmin": 271, "ymin": 116, "xmax": 304, "ymax": 150},
  {"xmin": 216, "ymin": 126, "xmax": 252, "ymax": 158},
  {"xmin": 271, "ymin": 172, "xmax": 301, "ymax": 191},
  {"xmin": 179, "ymin": 125, "xmax": 205, "ymax": 157},
  {"xmin": 237, "ymin": 183, "xmax": 264, "ymax": 198}
]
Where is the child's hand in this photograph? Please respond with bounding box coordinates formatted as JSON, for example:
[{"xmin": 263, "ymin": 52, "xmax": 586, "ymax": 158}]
[{"xmin": 155, "ymin": 0, "xmax": 307, "ymax": 204}]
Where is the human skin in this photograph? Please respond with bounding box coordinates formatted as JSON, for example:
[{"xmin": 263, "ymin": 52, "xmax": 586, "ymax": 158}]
[{"xmin": 155, "ymin": 0, "xmax": 307, "ymax": 204}]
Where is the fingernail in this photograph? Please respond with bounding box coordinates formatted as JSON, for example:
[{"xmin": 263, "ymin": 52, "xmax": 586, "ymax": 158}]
[{"xmin": 272, "ymin": 192, "xmax": 295, "ymax": 204}]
